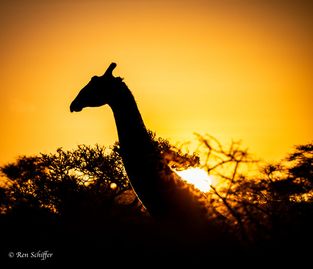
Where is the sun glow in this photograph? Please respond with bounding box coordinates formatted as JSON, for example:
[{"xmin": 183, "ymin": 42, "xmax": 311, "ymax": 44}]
[{"xmin": 176, "ymin": 167, "xmax": 212, "ymax": 193}]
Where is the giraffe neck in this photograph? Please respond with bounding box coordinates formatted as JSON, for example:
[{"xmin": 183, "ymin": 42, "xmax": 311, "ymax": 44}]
[
  {"xmin": 109, "ymin": 80, "xmax": 151, "ymax": 157},
  {"xmin": 107, "ymin": 79, "xmax": 208, "ymax": 222},
  {"xmin": 108, "ymin": 80, "xmax": 161, "ymax": 207}
]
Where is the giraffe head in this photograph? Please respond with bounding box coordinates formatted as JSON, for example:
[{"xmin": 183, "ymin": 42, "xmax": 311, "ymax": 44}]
[{"xmin": 70, "ymin": 62, "xmax": 117, "ymax": 112}]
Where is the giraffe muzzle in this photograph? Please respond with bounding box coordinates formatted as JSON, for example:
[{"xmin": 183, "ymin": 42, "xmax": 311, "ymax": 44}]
[{"xmin": 70, "ymin": 102, "xmax": 82, "ymax": 112}]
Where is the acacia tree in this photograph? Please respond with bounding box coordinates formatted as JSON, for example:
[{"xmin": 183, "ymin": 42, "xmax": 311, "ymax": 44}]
[
  {"xmin": 195, "ymin": 133, "xmax": 313, "ymax": 247},
  {"xmin": 0, "ymin": 133, "xmax": 199, "ymax": 222},
  {"xmin": 194, "ymin": 134, "xmax": 264, "ymax": 242},
  {"xmin": 0, "ymin": 145, "xmax": 133, "ymax": 222}
]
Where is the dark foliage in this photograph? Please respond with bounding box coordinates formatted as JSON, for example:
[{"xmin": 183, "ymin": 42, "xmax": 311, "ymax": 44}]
[
  {"xmin": 0, "ymin": 134, "xmax": 204, "ymax": 264},
  {"xmin": 0, "ymin": 134, "xmax": 312, "ymax": 264},
  {"xmin": 196, "ymin": 135, "xmax": 313, "ymax": 257}
]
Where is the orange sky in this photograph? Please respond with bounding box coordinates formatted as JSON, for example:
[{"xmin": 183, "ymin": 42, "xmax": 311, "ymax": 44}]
[{"xmin": 0, "ymin": 0, "xmax": 312, "ymax": 166}]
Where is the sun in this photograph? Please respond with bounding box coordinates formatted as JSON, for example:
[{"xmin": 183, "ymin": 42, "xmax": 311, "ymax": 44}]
[{"xmin": 175, "ymin": 167, "xmax": 212, "ymax": 193}]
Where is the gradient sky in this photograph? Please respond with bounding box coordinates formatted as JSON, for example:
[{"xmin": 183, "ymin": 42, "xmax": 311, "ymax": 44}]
[{"xmin": 0, "ymin": 0, "xmax": 312, "ymax": 166}]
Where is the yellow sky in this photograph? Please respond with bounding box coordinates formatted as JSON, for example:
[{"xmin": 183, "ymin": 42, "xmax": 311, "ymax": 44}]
[{"xmin": 0, "ymin": 0, "xmax": 312, "ymax": 166}]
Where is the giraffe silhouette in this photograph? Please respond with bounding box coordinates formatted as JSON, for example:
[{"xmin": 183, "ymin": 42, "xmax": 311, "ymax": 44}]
[{"xmin": 70, "ymin": 63, "xmax": 208, "ymax": 225}]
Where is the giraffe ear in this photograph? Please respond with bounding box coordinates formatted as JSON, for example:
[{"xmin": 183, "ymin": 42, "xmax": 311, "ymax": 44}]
[{"xmin": 103, "ymin": 62, "xmax": 117, "ymax": 77}]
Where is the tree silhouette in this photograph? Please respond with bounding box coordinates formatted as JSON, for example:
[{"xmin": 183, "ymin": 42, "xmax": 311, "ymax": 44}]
[
  {"xmin": 195, "ymin": 134, "xmax": 313, "ymax": 255},
  {"xmin": 0, "ymin": 132, "xmax": 204, "ymax": 263},
  {"xmin": 1, "ymin": 133, "xmax": 312, "ymax": 263}
]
